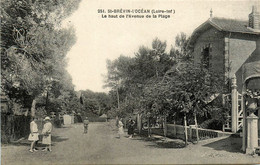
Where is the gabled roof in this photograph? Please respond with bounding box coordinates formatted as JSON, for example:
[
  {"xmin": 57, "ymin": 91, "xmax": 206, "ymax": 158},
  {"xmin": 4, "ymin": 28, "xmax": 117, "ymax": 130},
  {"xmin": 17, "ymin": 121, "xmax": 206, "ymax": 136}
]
[{"xmin": 189, "ymin": 17, "xmax": 260, "ymax": 47}]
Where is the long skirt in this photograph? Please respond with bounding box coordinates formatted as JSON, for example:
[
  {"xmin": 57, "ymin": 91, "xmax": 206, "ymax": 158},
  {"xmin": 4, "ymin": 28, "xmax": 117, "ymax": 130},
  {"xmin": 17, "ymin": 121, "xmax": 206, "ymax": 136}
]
[
  {"xmin": 128, "ymin": 126, "xmax": 134, "ymax": 135},
  {"xmin": 42, "ymin": 134, "xmax": 51, "ymax": 145},
  {"xmin": 118, "ymin": 127, "xmax": 124, "ymax": 135}
]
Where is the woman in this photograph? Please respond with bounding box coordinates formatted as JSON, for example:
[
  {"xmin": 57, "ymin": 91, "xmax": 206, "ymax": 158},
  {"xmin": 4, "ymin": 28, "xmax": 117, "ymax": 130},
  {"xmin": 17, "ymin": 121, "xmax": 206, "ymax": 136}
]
[
  {"xmin": 28, "ymin": 117, "xmax": 39, "ymax": 152},
  {"xmin": 117, "ymin": 118, "xmax": 124, "ymax": 138},
  {"xmin": 42, "ymin": 116, "xmax": 52, "ymax": 152},
  {"xmin": 127, "ymin": 117, "xmax": 135, "ymax": 138}
]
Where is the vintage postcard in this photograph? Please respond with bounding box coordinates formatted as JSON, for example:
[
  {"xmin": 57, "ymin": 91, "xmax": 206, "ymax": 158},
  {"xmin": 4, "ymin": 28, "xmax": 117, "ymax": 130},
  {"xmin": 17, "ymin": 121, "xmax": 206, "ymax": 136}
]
[{"xmin": 1, "ymin": 0, "xmax": 260, "ymax": 164}]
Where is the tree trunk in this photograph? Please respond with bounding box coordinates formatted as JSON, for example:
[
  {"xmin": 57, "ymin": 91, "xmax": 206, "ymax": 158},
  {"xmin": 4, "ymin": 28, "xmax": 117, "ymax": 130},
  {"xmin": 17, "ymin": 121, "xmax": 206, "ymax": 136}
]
[
  {"xmin": 31, "ymin": 98, "xmax": 37, "ymax": 117},
  {"xmin": 116, "ymin": 87, "xmax": 120, "ymax": 109},
  {"xmin": 184, "ymin": 114, "xmax": 188, "ymax": 146},
  {"xmin": 194, "ymin": 113, "xmax": 199, "ymax": 143},
  {"xmin": 148, "ymin": 118, "xmax": 151, "ymax": 137},
  {"xmin": 163, "ymin": 115, "xmax": 167, "ymax": 140},
  {"xmin": 137, "ymin": 114, "xmax": 142, "ymax": 134}
]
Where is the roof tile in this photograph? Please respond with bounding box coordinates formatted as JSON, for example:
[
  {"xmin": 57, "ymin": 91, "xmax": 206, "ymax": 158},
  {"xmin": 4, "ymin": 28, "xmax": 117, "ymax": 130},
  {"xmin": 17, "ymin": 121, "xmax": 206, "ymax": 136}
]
[{"xmin": 210, "ymin": 17, "xmax": 259, "ymax": 34}]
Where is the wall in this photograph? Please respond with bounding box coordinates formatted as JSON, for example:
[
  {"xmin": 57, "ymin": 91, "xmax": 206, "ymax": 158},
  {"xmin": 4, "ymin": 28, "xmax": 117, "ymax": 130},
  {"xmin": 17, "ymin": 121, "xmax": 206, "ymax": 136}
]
[
  {"xmin": 63, "ymin": 115, "xmax": 72, "ymax": 125},
  {"xmin": 193, "ymin": 27, "xmax": 225, "ymax": 74},
  {"xmin": 192, "ymin": 27, "xmax": 258, "ymax": 93},
  {"xmin": 229, "ymin": 37, "xmax": 256, "ymax": 92}
]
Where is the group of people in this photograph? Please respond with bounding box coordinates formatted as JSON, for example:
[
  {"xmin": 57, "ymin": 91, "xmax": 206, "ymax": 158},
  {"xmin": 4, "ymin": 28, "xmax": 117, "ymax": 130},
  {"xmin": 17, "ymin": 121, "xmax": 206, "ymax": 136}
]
[
  {"xmin": 28, "ymin": 116, "xmax": 53, "ymax": 152},
  {"xmin": 116, "ymin": 117, "xmax": 135, "ymax": 139}
]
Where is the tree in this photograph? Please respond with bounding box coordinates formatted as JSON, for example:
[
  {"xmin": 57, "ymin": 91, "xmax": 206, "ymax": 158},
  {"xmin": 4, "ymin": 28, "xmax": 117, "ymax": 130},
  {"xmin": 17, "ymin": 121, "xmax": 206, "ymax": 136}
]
[
  {"xmin": 170, "ymin": 32, "xmax": 191, "ymax": 61},
  {"xmin": 140, "ymin": 33, "xmax": 225, "ymax": 142},
  {"xmin": 80, "ymin": 90, "xmax": 112, "ymax": 117},
  {"xmin": 1, "ymin": 0, "xmax": 81, "ymax": 116},
  {"xmin": 104, "ymin": 56, "xmax": 134, "ymax": 109},
  {"xmin": 143, "ymin": 61, "xmax": 224, "ymax": 143}
]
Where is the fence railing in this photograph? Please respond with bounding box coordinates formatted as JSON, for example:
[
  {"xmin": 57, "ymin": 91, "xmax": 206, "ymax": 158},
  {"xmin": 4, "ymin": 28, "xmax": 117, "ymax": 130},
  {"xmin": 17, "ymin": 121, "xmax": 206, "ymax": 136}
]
[{"xmin": 141, "ymin": 124, "xmax": 233, "ymax": 141}]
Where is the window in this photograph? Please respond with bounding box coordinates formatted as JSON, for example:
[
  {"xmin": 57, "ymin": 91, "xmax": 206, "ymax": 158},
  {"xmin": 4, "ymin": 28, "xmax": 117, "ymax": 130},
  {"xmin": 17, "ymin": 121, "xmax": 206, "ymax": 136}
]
[{"xmin": 201, "ymin": 47, "xmax": 210, "ymax": 69}]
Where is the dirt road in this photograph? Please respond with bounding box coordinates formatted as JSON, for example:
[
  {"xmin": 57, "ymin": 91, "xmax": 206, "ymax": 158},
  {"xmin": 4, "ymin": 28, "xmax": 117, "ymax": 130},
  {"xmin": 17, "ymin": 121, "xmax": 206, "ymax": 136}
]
[{"xmin": 2, "ymin": 121, "xmax": 260, "ymax": 164}]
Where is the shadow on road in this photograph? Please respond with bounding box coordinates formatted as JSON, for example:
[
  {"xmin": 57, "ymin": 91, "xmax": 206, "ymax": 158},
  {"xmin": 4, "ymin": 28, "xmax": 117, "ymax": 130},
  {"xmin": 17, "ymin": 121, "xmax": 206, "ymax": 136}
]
[
  {"xmin": 52, "ymin": 135, "xmax": 69, "ymax": 143},
  {"xmin": 132, "ymin": 136, "xmax": 186, "ymax": 149},
  {"xmin": 202, "ymin": 136, "xmax": 242, "ymax": 153},
  {"xmin": 3, "ymin": 140, "xmax": 30, "ymax": 147},
  {"xmin": 2, "ymin": 135, "xmax": 69, "ymax": 147},
  {"xmin": 146, "ymin": 140, "xmax": 186, "ymax": 149}
]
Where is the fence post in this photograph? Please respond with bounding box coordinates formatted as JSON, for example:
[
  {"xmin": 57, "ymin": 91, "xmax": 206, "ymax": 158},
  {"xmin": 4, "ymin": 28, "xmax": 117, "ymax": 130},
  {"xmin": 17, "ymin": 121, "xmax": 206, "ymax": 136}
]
[
  {"xmin": 137, "ymin": 114, "xmax": 142, "ymax": 134},
  {"xmin": 231, "ymin": 75, "xmax": 238, "ymax": 133},
  {"xmin": 189, "ymin": 125, "xmax": 192, "ymax": 141},
  {"xmin": 173, "ymin": 120, "xmax": 176, "ymax": 137},
  {"xmin": 184, "ymin": 114, "xmax": 188, "ymax": 146},
  {"xmin": 194, "ymin": 114, "xmax": 199, "ymax": 143},
  {"xmin": 163, "ymin": 115, "xmax": 167, "ymax": 140}
]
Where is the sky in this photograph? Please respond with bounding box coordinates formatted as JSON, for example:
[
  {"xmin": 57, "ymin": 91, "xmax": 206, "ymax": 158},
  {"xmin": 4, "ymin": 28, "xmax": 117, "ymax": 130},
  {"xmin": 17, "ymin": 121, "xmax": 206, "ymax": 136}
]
[{"xmin": 64, "ymin": 0, "xmax": 259, "ymax": 93}]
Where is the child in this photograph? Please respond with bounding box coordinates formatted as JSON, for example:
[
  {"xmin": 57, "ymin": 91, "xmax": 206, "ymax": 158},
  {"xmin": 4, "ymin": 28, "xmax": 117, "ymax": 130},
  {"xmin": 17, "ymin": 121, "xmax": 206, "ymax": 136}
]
[
  {"xmin": 83, "ymin": 117, "xmax": 89, "ymax": 133},
  {"xmin": 28, "ymin": 117, "xmax": 39, "ymax": 152},
  {"xmin": 42, "ymin": 116, "xmax": 52, "ymax": 152}
]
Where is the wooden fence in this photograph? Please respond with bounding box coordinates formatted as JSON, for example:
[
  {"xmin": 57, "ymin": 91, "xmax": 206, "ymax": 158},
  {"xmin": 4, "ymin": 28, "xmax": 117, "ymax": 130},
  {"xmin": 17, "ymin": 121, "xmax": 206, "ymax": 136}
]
[{"xmin": 1, "ymin": 114, "xmax": 31, "ymax": 143}]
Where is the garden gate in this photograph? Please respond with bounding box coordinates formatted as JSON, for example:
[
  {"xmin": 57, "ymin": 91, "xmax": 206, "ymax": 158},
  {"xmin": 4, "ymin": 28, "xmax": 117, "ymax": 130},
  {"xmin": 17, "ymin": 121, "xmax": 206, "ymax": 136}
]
[{"xmin": 223, "ymin": 75, "xmax": 243, "ymax": 133}]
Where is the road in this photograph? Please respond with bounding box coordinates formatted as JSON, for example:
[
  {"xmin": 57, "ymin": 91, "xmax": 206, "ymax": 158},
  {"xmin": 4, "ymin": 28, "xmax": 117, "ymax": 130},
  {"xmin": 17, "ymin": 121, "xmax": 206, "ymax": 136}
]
[{"xmin": 2, "ymin": 121, "xmax": 260, "ymax": 164}]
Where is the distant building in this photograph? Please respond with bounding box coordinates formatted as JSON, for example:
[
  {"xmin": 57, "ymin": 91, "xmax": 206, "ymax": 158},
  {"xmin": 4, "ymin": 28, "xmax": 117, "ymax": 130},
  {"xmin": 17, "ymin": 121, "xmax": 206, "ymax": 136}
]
[{"xmin": 189, "ymin": 6, "xmax": 260, "ymax": 93}]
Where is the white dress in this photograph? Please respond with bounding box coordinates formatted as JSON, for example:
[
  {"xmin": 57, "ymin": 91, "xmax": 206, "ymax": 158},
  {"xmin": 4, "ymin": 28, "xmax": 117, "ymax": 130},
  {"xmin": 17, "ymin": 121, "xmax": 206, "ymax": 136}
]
[
  {"xmin": 28, "ymin": 121, "xmax": 39, "ymax": 141},
  {"xmin": 42, "ymin": 122, "xmax": 52, "ymax": 144},
  {"xmin": 118, "ymin": 121, "xmax": 124, "ymax": 135}
]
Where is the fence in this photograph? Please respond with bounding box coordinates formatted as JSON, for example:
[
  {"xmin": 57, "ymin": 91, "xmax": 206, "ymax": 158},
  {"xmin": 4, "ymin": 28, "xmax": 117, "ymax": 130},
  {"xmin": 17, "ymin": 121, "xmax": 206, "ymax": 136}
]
[
  {"xmin": 141, "ymin": 124, "xmax": 233, "ymax": 141},
  {"xmin": 88, "ymin": 117, "xmax": 107, "ymax": 122},
  {"xmin": 1, "ymin": 114, "xmax": 31, "ymax": 143}
]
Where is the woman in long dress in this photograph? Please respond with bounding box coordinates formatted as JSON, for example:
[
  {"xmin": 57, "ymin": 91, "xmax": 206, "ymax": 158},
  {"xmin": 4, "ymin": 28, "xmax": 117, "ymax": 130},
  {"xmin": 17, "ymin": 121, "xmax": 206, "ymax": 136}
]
[
  {"xmin": 42, "ymin": 116, "xmax": 52, "ymax": 152},
  {"xmin": 28, "ymin": 117, "xmax": 39, "ymax": 152},
  {"xmin": 127, "ymin": 118, "xmax": 135, "ymax": 138},
  {"xmin": 117, "ymin": 118, "xmax": 124, "ymax": 138}
]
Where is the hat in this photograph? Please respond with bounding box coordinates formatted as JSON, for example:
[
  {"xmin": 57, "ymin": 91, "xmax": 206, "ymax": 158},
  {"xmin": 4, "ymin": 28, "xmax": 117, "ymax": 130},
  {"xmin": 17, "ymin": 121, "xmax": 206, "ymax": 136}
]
[{"xmin": 44, "ymin": 116, "xmax": 51, "ymax": 121}]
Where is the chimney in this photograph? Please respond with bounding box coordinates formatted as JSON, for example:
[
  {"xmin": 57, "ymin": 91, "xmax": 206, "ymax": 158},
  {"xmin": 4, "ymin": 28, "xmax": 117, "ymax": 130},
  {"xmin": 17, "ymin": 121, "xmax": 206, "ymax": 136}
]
[{"xmin": 248, "ymin": 5, "xmax": 260, "ymax": 29}]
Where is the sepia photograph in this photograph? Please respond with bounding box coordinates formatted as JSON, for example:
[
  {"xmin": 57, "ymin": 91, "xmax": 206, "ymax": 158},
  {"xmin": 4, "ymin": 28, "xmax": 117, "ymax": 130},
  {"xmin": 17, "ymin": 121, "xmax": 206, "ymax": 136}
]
[{"xmin": 1, "ymin": 0, "xmax": 260, "ymax": 164}]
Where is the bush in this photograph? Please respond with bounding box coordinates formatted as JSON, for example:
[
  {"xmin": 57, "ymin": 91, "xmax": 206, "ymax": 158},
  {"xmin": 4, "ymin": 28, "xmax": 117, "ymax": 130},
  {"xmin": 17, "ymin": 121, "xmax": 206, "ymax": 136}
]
[{"xmin": 53, "ymin": 118, "xmax": 62, "ymax": 128}]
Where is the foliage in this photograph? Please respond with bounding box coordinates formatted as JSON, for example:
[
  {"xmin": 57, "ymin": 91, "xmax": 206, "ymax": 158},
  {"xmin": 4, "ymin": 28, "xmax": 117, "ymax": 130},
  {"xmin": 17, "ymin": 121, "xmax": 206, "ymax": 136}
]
[
  {"xmin": 104, "ymin": 38, "xmax": 176, "ymax": 117},
  {"xmin": 80, "ymin": 90, "xmax": 112, "ymax": 116},
  {"xmin": 1, "ymin": 0, "xmax": 82, "ymax": 116},
  {"xmin": 104, "ymin": 33, "xmax": 226, "ymax": 128}
]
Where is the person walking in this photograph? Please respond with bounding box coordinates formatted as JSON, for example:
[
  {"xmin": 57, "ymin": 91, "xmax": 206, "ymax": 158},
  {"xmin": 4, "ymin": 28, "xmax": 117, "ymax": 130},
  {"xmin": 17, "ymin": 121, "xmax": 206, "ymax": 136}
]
[
  {"xmin": 83, "ymin": 117, "xmax": 89, "ymax": 134},
  {"xmin": 117, "ymin": 118, "xmax": 124, "ymax": 138},
  {"xmin": 127, "ymin": 117, "xmax": 135, "ymax": 138},
  {"xmin": 28, "ymin": 117, "xmax": 39, "ymax": 152},
  {"xmin": 42, "ymin": 116, "xmax": 52, "ymax": 152}
]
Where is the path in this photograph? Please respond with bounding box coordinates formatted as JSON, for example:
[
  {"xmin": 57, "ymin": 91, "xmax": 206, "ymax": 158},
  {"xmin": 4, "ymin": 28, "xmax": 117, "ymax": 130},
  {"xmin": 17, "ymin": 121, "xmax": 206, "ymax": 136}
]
[{"xmin": 2, "ymin": 121, "xmax": 260, "ymax": 164}]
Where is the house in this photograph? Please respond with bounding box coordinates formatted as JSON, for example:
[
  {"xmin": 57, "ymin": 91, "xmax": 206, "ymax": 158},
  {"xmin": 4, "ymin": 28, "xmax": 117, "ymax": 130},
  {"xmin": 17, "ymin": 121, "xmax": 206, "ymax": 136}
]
[
  {"xmin": 189, "ymin": 6, "xmax": 260, "ymax": 154},
  {"xmin": 189, "ymin": 6, "xmax": 260, "ymax": 93}
]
